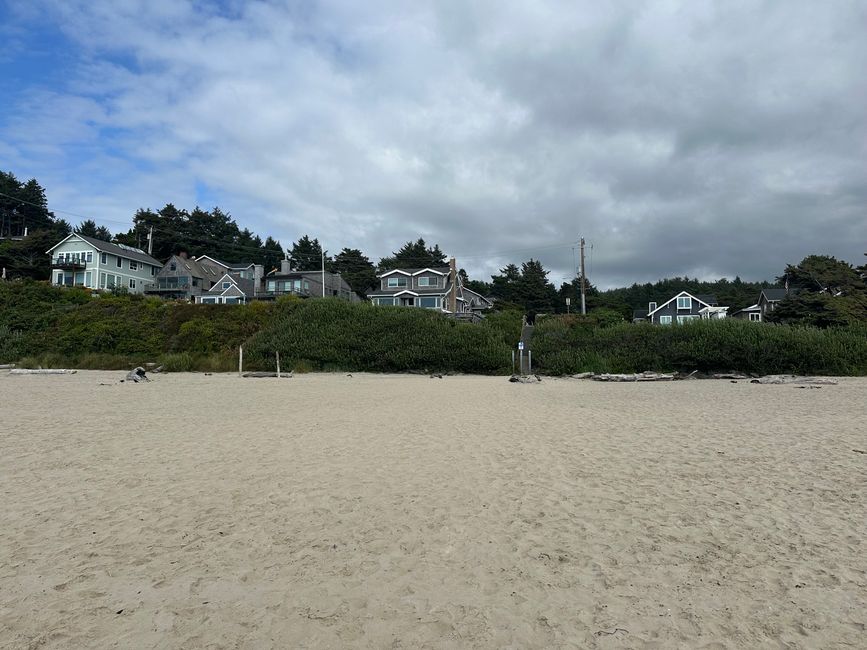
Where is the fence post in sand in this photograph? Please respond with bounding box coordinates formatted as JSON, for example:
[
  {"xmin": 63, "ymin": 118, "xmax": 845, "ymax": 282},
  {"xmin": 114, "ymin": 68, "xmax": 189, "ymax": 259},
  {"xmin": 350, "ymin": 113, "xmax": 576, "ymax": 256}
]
[
  {"xmin": 238, "ymin": 345, "xmax": 244, "ymax": 377},
  {"xmin": 529, "ymin": 350, "xmax": 532, "ymax": 374},
  {"xmin": 276, "ymin": 351, "xmax": 281, "ymax": 379},
  {"xmin": 512, "ymin": 350, "xmax": 515, "ymax": 375}
]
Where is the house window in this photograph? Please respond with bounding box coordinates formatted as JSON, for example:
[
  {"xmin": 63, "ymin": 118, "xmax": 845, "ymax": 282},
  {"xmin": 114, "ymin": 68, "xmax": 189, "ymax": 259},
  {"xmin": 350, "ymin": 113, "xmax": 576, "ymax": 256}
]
[
  {"xmin": 418, "ymin": 277, "xmax": 438, "ymax": 287},
  {"xmin": 100, "ymin": 273, "xmax": 106, "ymax": 288},
  {"xmin": 201, "ymin": 297, "xmax": 217, "ymax": 304},
  {"xmin": 676, "ymin": 296, "xmax": 692, "ymax": 310},
  {"xmin": 749, "ymin": 312, "xmax": 761, "ymax": 322},
  {"xmin": 677, "ymin": 315, "xmax": 698, "ymax": 324},
  {"xmin": 222, "ymin": 282, "xmax": 231, "ymax": 289},
  {"xmin": 170, "ymin": 263, "xmax": 177, "ymax": 271},
  {"xmin": 129, "ymin": 278, "xmax": 136, "ymax": 289},
  {"xmin": 648, "ymin": 301, "xmax": 657, "ymax": 312},
  {"xmin": 418, "ymin": 296, "xmax": 439, "ymax": 308},
  {"xmin": 151, "ymin": 266, "xmax": 156, "ymax": 276},
  {"xmin": 129, "ymin": 260, "xmax": 138, "ymax": 271},
  {"xmin": 303, "ymin": 280, "xmax": 309, "ymax": 291},
  {"xmin": 375, "ymin": 298, "xmax": 394, "ymax": 306},
  {"xmin": 101, "ymin": 253, "xmax": 107, "ymax": 264},
  {"xmin": 85, "ymin": 251, "xmax": 93, "ymax": 262},
  {"xmin": 387, "ymin": 276, "xmax": 408, "ymax": 288},
  {"xmin": 56, "ymin": 272, "xmax": 63, "ymax": 284},
  {"xmin": 659, "ymin": 315, "xmax": 672, "ymax": 325},
  {"xmin": 116, "ymin": 256, "xmax": 122, "ymax": 268},
  {"xmin": 85, "ymin": 271, "xmax": 92, "ymax": 287},
  {"xmin": 224, "ymin": 297, "xmax": 240, "ymax": 304}
]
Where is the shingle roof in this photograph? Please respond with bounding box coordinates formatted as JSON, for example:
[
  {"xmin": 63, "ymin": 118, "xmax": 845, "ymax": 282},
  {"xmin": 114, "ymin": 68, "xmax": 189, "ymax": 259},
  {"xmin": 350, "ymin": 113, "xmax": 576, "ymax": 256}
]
[
  {"xmin": 761, "ymin": 288, "xmax": 788, "ymax": 301},
  {"xmin": 695, "ymin": 294, "xmax": 717, "ymax": 305},
  {"xmin": 377, "ymin": 267, "xmax": 450, "ymax": 276}
]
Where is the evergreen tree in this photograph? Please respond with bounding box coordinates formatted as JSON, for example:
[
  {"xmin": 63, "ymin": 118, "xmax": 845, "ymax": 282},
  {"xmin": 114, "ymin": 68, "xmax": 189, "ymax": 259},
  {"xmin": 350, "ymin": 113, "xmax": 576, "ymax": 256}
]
[
  {"xmin": 332, "ymin": 248, "xmax": 377, "ymax": 296},
  {"xmin": 378, "ymin": 238, "xmax": 448, "ymax": 270},
  {"xmin": 290, "ymin": 235, "xmax": 331, "ymax": 271}
]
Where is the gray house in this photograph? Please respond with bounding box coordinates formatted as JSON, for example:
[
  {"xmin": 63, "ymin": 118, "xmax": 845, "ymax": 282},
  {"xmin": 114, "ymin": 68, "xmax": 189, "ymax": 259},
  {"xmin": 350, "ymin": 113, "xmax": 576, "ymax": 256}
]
[
  {"xmin": 732, "ymin": 304, "xmax": 762, "ymax": 321},
  {"xmin": 196, "ymin": 273, "xmax": 257, "ymax": 304},
  {"xmin": 646, "ymin": 291, "xmax": 725, "ymax": 324},
  {"xmin": 368, "ymin": 259, "xmax": 491, "ymax": 317},
  {"xmin": 46, "ymin": 233, "xmax": 161, "ymax": 293},
  {"xmin": 262, "ymin": 258, "xmax": 360, "ymax": 301},
  {"xmin": 144, "ymin": 253, "xmax": 221, "ymax": 300},
  {"xmin": 195, "ymin": 255, "xmax": 263, "ymax": 285},
  {"xmin": 757, "ymin": 288, "xmax": 788, "ymax": 320}
]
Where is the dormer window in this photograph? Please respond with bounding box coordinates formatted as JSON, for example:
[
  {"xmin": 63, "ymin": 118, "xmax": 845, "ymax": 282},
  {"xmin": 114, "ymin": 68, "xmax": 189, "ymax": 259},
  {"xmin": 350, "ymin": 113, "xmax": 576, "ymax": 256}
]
[
  {"xmin": 676, "ymin": 296, "xmax": 692, "ymax": 310},
  {"xmin": 387, "ymin": 277, "xmax": 407, "ymax": 288},
  {"xmin": 170, "ymin": 263, "xmax": 176, "ymax": 271},
  {"xmin": 418, "ymin": 277, "xmax": 438, "ymax": 287}
]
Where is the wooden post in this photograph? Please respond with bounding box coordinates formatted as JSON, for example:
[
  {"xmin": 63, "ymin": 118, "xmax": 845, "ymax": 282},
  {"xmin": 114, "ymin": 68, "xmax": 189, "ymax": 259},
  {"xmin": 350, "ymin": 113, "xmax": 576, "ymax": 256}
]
[
  {"xmin": 511, "ymin": 350, "xmax": 515, "ymax": 375},
  {"xmin": 529, "ymin": 350, "xmax": 532, "ymax": 374},
  {"xmin": 238, "ymin": 345, "xmax": 243, "ymax": 377},
  {"xmin": 276, "ymin": 350, "xmax": 281, "ymax": 379}
]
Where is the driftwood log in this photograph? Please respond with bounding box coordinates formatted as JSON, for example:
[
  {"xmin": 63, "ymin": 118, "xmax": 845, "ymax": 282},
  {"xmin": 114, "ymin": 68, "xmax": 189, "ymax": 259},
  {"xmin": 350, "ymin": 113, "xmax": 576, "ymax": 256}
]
[
  {"xmin": 750, "ymin": 375, "xmax": 838, "ymax": 385},
  {"xmin": 509, "ymin": 374, "xmax": 542, "ymax": 383},
  {"xmin": 9, "ymin": 368, "xmax": 77, "ymax": 375},
  {"xmin": 0, "ymin": 363, "xmax": 16, "ymax": 370},
  {"xmin": 125, "ymin": 367, "xmax": 150, "ymax": 383},
  {"xmin": 242, "ymin": 371, "xmax": 293, "ymax": 378},
  {"xmin": 592, "ymin": 372, "xmax": 675, "ymax": 382}
]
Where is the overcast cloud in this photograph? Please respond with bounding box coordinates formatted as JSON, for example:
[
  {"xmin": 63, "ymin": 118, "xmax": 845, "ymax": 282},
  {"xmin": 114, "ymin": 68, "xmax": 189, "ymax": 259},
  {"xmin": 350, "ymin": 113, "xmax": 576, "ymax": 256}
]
[{"xmin": 1, "ymin": 0, "xmax": 864, "ymax": 287}]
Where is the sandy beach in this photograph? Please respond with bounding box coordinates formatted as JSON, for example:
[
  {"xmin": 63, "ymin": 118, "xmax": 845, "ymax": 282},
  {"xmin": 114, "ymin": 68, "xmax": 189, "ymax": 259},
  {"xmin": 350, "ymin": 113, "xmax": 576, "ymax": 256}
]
[{"xmin": 1, "ymin": 371, "xmax": 864, "ymax": 648}]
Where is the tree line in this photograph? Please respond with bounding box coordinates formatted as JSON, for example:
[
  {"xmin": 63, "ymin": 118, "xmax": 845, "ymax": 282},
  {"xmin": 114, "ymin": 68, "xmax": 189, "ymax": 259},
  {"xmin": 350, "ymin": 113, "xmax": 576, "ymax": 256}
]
[{"xmin": 2, "ymin": 170, "xmax": 865, "ymax": 326}]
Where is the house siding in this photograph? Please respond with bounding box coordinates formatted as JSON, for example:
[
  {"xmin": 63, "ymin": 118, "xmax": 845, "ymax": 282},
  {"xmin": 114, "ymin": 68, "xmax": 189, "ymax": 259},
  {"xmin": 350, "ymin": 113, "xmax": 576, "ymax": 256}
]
[{"xmin": 49, "ymin": 236, "xmax": 158, "ymax": 293}]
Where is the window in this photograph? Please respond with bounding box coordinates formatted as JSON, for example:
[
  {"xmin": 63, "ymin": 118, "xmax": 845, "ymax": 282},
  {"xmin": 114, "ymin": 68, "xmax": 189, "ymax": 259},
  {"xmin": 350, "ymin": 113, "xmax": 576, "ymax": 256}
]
[
  {"xmin": 151, "ymin": 266, "xmax": 156, "ymax": 276},
  {"xmin": 85, "ymin": 271, "xmax": 92, "ymax": 287},
  {"xmin": 100, "ymin": 273, "xmax": 106, "ymax": 289},
  {"xmin": 222, "ymin": 282, "xmax": 231, "ymax": 289},
  {"xmin": 56, "ymin": 272, "xmax": 63, "ymax": 284},
  {"xmin": 749, "ymin": 312, "xmax": 761, "ymax": 322},
  {"xmin": 85, "ymin": 251, "xmax": 93, "ymax": 262},
  {"xmin": 677, "ymin": 315, "xmax": 698, "ymax": 324},
  {"xmin": 418, "ymin": 276, "xmax": 438, "ymax": 287},
  {"xmin": 648, "ymin": 301, "xmax": 657, "ymax": 312},
  {"xmin": 116, "ymin": 256, "xmax": 122, "ymax": 268},
  {"xmin": 419, "ymin": 296, "xmax": 439, "ymax": 308},
  {"xmin": 129, "ymin": 260, "xmax": 138, "ymax": 271},
  {"xmin": 224, "ymin": 297, "xmax": 240, "ymax": 304},
  {"xmin": 375, "ymin": 298, "xmax": 394, "ymax": 306},
  {"xmin": 101, "ymin": 253, "xmax": 107, "ymax": 264},
  {"xmin": 201, "ymin": 297, "xmax": 217, "ymax": 304},
  {"xmin": 106, "ymin": 275, "xmax": 116, "ymax": 288},
  {"xmin": 387, "ymin": 276, "xmax": 408, "ymax": 288},
  {"xmin": 659, "ymin": 315, "xmax": 672, "ymax": 325},
  {"xmin": 303, "ymin": 280, "xmax": 309, "ymax": 290},
  {"xmin": 170, "ymin": 263, "xmax": 177, "ymax": 271},
  {"xmin": 676, "ymin": 296, "xmax": 692, "ymax": 310},
  {"xmin": 128, "ymin": 278, "xmax": 136, "ymax": 289}
]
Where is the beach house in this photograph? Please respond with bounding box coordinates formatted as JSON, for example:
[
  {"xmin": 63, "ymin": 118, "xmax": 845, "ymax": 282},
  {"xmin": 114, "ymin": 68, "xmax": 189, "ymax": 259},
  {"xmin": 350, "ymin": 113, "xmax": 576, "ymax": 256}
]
[
  {"xmin": 47, "ymin": 233, "xmax": 161, "ymax": 293},
  {"xmin": 645, "ymin": 291, "xmax": 727, "ymax": 324},
  {"xmin": 144, "ymin": 253, "xmax": 221, "ymax": 300}
]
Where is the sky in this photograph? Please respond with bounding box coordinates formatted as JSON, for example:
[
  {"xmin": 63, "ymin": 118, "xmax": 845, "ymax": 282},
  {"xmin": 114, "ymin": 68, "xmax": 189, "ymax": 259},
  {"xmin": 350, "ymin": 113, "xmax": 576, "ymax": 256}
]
[{"xmin": 1, "ymin": 0, "xmax": 865, "ymax": 288}]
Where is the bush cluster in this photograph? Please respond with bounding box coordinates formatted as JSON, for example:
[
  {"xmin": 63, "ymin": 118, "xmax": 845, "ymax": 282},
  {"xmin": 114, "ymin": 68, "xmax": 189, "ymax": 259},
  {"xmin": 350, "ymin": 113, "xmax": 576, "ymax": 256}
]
[{"xmin": 532, "ymin": 317, "xmax": 867, "ymax": 376}]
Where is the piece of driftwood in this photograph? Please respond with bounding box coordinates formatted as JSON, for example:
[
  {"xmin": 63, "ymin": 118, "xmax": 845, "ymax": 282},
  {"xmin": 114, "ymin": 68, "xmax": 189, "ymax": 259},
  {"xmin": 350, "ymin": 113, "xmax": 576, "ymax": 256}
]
[
  {"xmin": 749, "ymin": 375, "xmax": 838, "ymax": 385},
  {"xmin": 712, "ymin": 373, "xmax": 749, "ymax": 379},
  {"xmin": 509, "ymin": 374, "xmax": 541, "ymax": 383},
  {"xmin": 242, "ymin": 371, "xmax": 293, "ymax": 378},
  {"xmin": 125, "ymin": 367, "xmax": 150, "ymax": 383},
  {"xmin": 0, "ymin": 363, "xmax": 16, "ymax": 369},
  {"xmin": 569, "ymin": 372, "xmax": 594, "ymax": 379},
  {"xmin": 592, "ymin": 372, "xmax": 675, "ymax": 382},
  {"xmin": 9, "ymin": 368, "xmax": 77, "ymax": 375}
]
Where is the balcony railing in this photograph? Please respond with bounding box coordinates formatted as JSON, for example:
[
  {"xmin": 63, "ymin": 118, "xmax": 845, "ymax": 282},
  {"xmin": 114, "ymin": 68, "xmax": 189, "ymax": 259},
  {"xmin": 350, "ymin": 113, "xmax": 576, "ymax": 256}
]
[
  {"xmin": 144, "ymin": 283, "xmax": 193, "ymax": 294},
  {"xmin": 51, "ymin": 257, "xmax": 87, "ymax": 270},
  {"xmin": 262, "ymin": 288, "xmax": 311, "ymax": 297}
]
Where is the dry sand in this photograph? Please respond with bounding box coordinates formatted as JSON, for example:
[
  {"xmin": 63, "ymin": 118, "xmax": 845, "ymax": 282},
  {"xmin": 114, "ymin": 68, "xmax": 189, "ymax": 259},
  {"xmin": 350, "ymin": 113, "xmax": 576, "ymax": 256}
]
[{"xmin": 1, "ymin": 371, "xmax": 865, "ymax": 649}]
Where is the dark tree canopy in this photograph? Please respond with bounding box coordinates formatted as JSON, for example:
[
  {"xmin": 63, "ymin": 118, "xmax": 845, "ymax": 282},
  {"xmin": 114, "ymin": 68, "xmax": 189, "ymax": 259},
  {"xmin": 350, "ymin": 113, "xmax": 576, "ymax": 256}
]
[
  {"xmin": 289, "ymin": 235, "xmax": 331, "ymax": 271},
  {"xmin": 378, "ymin": 238, "xmax": 447, "ymax": 270},
  {"xmin": 489, "ymin": 259, "xmax": 558, "ymax": 313},
  {"xmin": 0, "ymin": 171, "xmax": 71, "ymax": 279},
  {"xmin": 75, "ymin": 219, "xmax": 111, "ymax": 242},
  {"xmin": 332, "ymin": 248, "xmax": 377, "ymax": 297}
]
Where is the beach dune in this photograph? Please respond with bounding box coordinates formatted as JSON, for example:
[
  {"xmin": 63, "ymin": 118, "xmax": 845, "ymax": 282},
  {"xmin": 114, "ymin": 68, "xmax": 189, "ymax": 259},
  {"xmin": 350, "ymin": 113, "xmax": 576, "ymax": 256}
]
[{"xmin": 1, "ymin": 371, "xmax": 864, "ymax": 648}]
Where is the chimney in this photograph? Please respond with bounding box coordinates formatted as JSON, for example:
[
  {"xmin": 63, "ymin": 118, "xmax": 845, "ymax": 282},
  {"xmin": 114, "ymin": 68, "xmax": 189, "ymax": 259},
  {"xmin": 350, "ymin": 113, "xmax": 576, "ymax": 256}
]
[
  {"xmin": 253, "ymin": 264, "xmax": 264, "ymax": 296},
  {"xmin": 179, "ymin": 251, "xmax": 188, "ymax": 259},
  {"xmin": 280, "ymin": 256, "xmax": 291, "ymax": 274},
  {"xmin": 448, "ymin": 257, "xmax": 457, "ymax": 313}
]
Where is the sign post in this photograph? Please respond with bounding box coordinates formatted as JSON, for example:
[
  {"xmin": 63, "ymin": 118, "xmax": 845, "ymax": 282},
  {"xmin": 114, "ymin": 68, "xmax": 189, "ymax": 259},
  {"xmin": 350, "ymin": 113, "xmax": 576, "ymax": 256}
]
[
  {"xmin": 518, "ymin": 341, "xmax": 524, "ymax": 375},
  {"xmin": 566, "ymin": 297, "xmax": 571, "ymax": 314}
]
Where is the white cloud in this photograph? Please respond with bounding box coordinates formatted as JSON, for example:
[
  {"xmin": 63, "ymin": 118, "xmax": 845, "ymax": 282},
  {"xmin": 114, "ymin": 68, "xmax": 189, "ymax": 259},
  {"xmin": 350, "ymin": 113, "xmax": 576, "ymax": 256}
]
[{"xmin": 1, "ymin": 0, "xmax": 865, "ymax": 287}]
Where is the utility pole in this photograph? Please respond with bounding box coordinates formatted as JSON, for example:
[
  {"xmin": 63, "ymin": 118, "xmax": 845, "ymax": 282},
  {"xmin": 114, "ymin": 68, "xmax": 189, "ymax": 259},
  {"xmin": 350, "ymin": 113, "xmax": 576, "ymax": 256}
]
[
  {"xmin": 579, "ymin": 237, "xmax": 587, "ymax": 315},
  {"xmin": 147, "ymin": 226, "xmax": 154, "ymax": 255},
  {"xmin": 321, "ymin": 249, "xmax": 326, "ymax": 297}
]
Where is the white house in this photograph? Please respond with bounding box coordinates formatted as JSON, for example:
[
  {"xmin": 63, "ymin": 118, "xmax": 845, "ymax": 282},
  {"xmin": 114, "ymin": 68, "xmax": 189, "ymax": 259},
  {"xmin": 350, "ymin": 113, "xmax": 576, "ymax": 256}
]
[{"xmin": 47, "ymin": 233, "xmax": 162, "ymax": 294}]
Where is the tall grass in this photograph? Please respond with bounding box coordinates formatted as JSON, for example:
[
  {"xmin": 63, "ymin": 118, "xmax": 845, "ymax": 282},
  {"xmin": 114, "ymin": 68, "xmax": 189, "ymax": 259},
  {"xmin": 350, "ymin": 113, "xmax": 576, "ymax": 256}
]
[{"xmin": 532, "ymin": 317, "xmax": 867, "ymax": 376}]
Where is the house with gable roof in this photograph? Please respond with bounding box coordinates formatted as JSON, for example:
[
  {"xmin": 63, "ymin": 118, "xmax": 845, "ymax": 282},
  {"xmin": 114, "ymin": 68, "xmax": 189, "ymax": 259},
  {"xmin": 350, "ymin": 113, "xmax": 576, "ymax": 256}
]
[
  {"xmin": 368, "ymin": 259, "xmax": 492, "ymax": 317},
  {"xmin": 644, "ymin": 291, "xmax": 728, "ymax": 324},
  {"xmin": 144, "ymin": 253, "xmax": 221, "ymax": 300},
  {"xmin": 46, "ymin": 233, "xmax": 162, "ymax": 293},
  {"xmin": 196, "ymin": 272, "xmax": 257, "ymax": 304}
]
